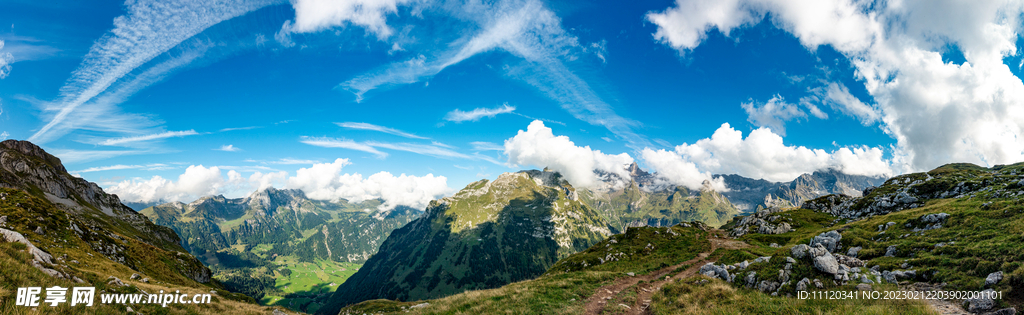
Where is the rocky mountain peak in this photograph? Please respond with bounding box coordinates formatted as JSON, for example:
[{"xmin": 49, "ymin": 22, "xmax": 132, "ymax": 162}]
[{"xmin": 1, "ymin": 139, "xmax": 67, "ymax": 173}]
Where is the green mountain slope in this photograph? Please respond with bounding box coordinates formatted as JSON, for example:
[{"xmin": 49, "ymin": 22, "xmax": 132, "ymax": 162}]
[
  {"xmin": 580, "ymin": 178, "xmax": 739, "ymax": 230},
  {"xmin": 0, "ymin": 140, "xmax": 292, "ymax": 314},
  {"xmin": 317, "ymin": 170, "xmax": 614, "ymax": 315},
  {"xmin": 141, "ymin": 188, "xmax": 418, "ymax": 313},
  {"xmin": 331, "ymin": 161, "xmax": 1023, "ymax": 315}
]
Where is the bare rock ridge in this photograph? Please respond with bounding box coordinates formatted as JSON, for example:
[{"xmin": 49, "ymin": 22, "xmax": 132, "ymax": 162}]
[{"xmin": 0, "ymin": 139, "xmax": 212, "ymax": 284}]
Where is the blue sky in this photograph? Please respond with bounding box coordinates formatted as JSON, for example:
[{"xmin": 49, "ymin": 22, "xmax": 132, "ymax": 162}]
[{"xmin": 2, "ymin": 0, "xmax": 1023, "ymax": 209}]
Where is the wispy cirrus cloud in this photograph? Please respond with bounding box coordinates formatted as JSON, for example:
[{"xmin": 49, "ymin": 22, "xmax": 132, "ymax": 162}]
[
  {"xmin": 98, "ymin": 130, "xmax": 199, "ymax": 146},
  {"xmin": 336, "ymin": 122, "xmax": 427, "ymax": 139},
  {"xmin": 49, "ymin": 149, "xmax": 154, "ymax": 164},
  {"xmin": 470, "ymin": 141, "xmax": 504, "ymax": 151},
  {"xmin": 0, "ymin": 40, "xmax": 13, "ymax": 79},
  {"xmin": 323, "ymin": 0, "xmax": 648, "ymax": 148},
  {"xmin": 365, "ymin": 141, "xmax": 473, "ymax": 159},
  {"xmin": 28, "ymin": 0, "xmax": 283, "ymax": 144},
  {"xmin": 215, "ymin": 144, "xmax": 241, "ymax": 152},
  {"xmin": 444, "ymin": 104, "xmax": 515, "ymax": 122},
  {"xmin": 219, "ymin": 126, "xmax": 261, "ymax": 132},
  {"xmin": 300, "ymin": 136, "xmax": 389, "ymax": 158},
  {"xmin": 72, "ymin": 163, "xmax": 172, "ymax": 174}
]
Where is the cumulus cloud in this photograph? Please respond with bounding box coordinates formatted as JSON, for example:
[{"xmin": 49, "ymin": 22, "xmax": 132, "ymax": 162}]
[
  {"xmin": 98, "ymin": 130, "xmax": 199, "ymax": 146},
  {"xmin": 336, "ymin": 122, "xmax": 427, "ymax": 139},
  {"xmin": 444, "ymin": 104, "xmax": 516, "ymax": 122},
  {"xmin": 106, "ymin": 165, "xmax": 261, "ymax": 203},
  {"xmin": 106, "ymin": 159, "xmax": 450, "ymax": 210},
  {"xmin": 285, "ymin": 158, "xmax": 450, "ymax": 210},
  {"xmin": 644, "ymin": 123, "xmax": 892, "ymax": 184},
  {"xmin": 740, "ymin": 94, "xmax": 825, "ymax": 136},
  {"xmin": 277, "ymin": 0, "xmax": 412, "ymax": 46},
  {"xmin": 504, "ymin": 120, "xmax": 634, "ymax": 188},
  {"xmin": 648, "ymin": 0, "xmax": 1024, "ymax": 171}
]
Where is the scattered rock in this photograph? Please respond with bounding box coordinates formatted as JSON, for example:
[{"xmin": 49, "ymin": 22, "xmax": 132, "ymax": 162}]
[
  {"xmin": 810, "ymin": 231, "xmax": 842, "ymax": 252},
  {"xmin": 847, "ymin": 246, "xmax": 862, "ymax": 257},
  {"xmin": 988, "ymin": 308, "xmax": 1017, "ymax": 315},
  {"xmin": 699, "ymin": 264, "xmax": 732, "ymax": 282},
  {"xmin": 130, "ymin": 273, "xmax": 141, "ymax": 280},
  {"xmin": 986, "ymin": 271, "xmax": 1003, "ymax": 287},
  {"xmin": 273, "ymin": 309, "xmax": 287, "ymax": 315},
  {"xmin": 410, "ymin": 302, "xmax": 430, "ymax": 309},
  {"xmin": 810, "ymin": 244, "xmax": 839, "ymax": 275},
  {"xmin": 856, "ymin": 283, "xmax": 872, "ymax": 291},
  {"xmin": 813, "ymin": 279, "xmax": 824, "ymax": 289},
  {"xmin": 753, "ymin": 256, "xmax": 772, "ymax": 264},
  {"xmin": 791, "ymin": 244, "xmax": 810, "ymax": 259},
  {"xmin": 964, "ymin": 289, "xmax": 997, "ymax": 313},
  {"xmin": 626, "ymin": 272, "xmax": 635, "ymax": 277},
  {"xmin": 796, "ymin": 278, "xmax": 810, "ymax": 291},
  {"xmin": 920, "ymin": 213, "xmax": 950, "ymax": 224},
  {"xmin": 884, "ymin": 245, "xmax": 897, "ymax": 257},
  {"xmin": 141, "ymin": 278, "xmax": 149, "ymax": 283},
  {"xmin": 835, "ymin": 254, "xmax": 864, "ymax": 267},
  {"xmin": 107, "ymin": 276, "xmax": 126, "ymax": 287},
  {"xmin": 785, "ymin": 257, "xmax": 796, "ymax": 264},
  {"xmin": 126, "ymin": 306, "xmax": 134, "ymax": 313},
  {"xmin": 34, "ymin": 226, "xmax": 44, "ymax": 235}
]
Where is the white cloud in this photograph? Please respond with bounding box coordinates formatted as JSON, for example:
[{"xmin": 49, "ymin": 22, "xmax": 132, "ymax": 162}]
[
  {"xmin": 72, "ymin": 163, "xmax": 171, "ymax": 173},
  {"xmin": 640, "ymin": 148, "xmax": 726, "ymax": 191},
  {"xmin": 107, "ymin": 165, "xmax": 263, "ymax": 203},
  {"xmin": 29, "ymin": 0, "xmax": 281, "ymax": 144},
  {"xmin": 644, "ymin": 123, "xmax": 892, "ymax": 184},
  {"xmin": 98, "ymin": 130, "xmax": 199, "ymax": 146},
  {"xmin": 49, "ymin": 149, "xmax": 152, "ymax": 164},
  {"xmin": 215, "ymin": 144, "xmax": 241, "ymax": 152},
  {"xmin": 300, "ymin": 136, "xmax": 389, "ymax": 158},
  {"xmin": 444, "ymin": 104, "xmax": 516, "ymax": 122},
  {"xmin": 0, "ymin": 131, "xmax": 8, "ymax": 140},
  {"xmin": 272, "ymin": 158, "xmax": 320, "ymax": 165},
  {"xmin": 284, "ymin": 158, "xmax": 451, "ymax": 210},
  {"xmin": 470, "ymin": 141, "xmax": 504, "ymax": 151},
  {"xmin": 801, "ymin": 82, "xmax": 879, "ymax": 125},
  {"xmin": 648, "ymin": 0, "xmax": 1024, "ymax": 171},
  {"xmin": 277, "ymin": 0, "xmax": 412, "ymax": 46},
  {"xmin": 336, "ymin": 0, "xmax": 651, "ymax": 148},
  {"xmin": 503, "ymin": 120, "xmax": 634, "ymax": 189},
  {"xmin": 219, "ymin": 126, "xmax": 261, "ymax": 132},
  {"xmin": 365, "ymin": 141, "xmax": 473, "ymax": 159},
  {"xmin": 740, "ymin": 94, "xmax": 824, "ymax": 136},
  {"xmin": 0, "ymin": 40, "xmax": 13, "ymax": 79},
  {"xmin": 106, "ymin": 159, "xmax": 450, "ymax": 210},
  {"xmin": 646, "ymin": 0, "xmax": 759, "ymax": 51},
  {"xmin": 336, "ymin": 122, "xmax": 427, "ymax": 139}
]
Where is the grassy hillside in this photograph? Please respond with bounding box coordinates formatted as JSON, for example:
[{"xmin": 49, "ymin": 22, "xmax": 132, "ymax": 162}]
[
  {"xmin": 580, "ymin": 181, "xmax": 739, "ymax": 230},
  {"xmin": 141, "ymin": 189, "xmax": 418, "ymax": 313},
  {"xmin": 318, "ymin": 170, "xmax": 613, "ymax": 315}
]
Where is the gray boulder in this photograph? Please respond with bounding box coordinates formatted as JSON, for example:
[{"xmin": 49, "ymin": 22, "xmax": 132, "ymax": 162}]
[
  {"xmin": 884, "ymin": 245, "xmax": 897, "ymax": 257},
  {"xmin": 796, "ymin": 278, "xmax": 810, "ymax": 291},
  {"xmin": 791, "ymin": 244, "xmax": 810, "ymax": 259},
  {"xmin": 986, "ymin": 271, "xmax": 1003, "ymax": 287},
  {"xmin": 847, "ymin": 246, "xmax": 862, "ymax": 257},
  {"xmin": 965, "ymin": 289, "xmax": 997, "ymax": 313},
  {"xmin": 921, "ymin": 212, "xmax": 950, "ymax": 223},
  {"xmin": 810, "ymin": 244, "xmax": 839, "ymax": 275},
  {"xmin": 810, "ymin": 230, "xmax": 842, "ymax": 252}
]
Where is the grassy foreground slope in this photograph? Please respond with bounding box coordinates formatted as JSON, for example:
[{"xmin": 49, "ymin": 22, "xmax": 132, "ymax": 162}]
[{"xmin": 331, "ymin": 162, "xmax": 1024, "ymax": 315}]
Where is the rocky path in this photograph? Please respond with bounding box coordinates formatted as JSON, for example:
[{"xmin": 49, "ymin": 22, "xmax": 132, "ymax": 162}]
[{"xmin": 583, "ymin": 230, "xmax": 750, "ymax": 315}]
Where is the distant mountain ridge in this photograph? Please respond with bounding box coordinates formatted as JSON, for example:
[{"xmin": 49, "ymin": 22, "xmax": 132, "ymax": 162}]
[
  {"xmin": 717, "ymin": 168, "xmax": 888, "ymax": 212},
  {"xmin": 318, "ymin": 170, "xmax": 613, "ymax": 315}
]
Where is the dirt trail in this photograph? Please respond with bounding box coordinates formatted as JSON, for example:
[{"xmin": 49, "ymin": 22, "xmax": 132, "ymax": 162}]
[{"xmin": 583, "ymin": 230, "xmax": 750, "ymax": 315}]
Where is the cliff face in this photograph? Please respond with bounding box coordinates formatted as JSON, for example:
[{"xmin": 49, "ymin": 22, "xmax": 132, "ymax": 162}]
[{"xmin": 0, "ymin": 140, "xmax": 212, "ymax": 284}]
